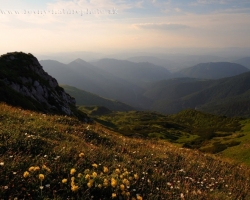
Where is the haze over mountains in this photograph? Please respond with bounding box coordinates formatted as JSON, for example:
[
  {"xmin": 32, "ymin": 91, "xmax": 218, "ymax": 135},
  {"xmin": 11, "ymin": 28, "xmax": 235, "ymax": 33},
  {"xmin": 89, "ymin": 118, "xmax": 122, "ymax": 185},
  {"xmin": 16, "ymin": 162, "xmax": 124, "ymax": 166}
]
[
  {"xmin": 90, "ymin": 59, "xmax": 172, "ymax": 86},
  {"xmin": 39, "ymin": 54, "xmax": 250, "ymax": 117},
  {"xmin": 175, "ymin": 62, "xmax": 249, "ymax": 79},
  {"xmin": 234, "ymin": 57, "xmax": 250, "ymax": 69},
  {"xmin": 145, "ymin": 72, "xmax": 250, "ymax": 116},
  {"xmin": 40, "ymin": 59, "xmax": 151, "ymax": 109},
  {"xmin": 61, "ymin": 85, "xmax": 134, "ymax": 112}
]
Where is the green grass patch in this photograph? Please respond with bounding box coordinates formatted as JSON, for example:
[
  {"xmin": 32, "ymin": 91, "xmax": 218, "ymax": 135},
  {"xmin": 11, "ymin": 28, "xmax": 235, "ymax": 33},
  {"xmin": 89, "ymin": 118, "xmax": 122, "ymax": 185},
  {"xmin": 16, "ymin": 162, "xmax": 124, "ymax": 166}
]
[{"xmin": 218, "ymin": 119, "xmax": 250, "ymax": 166}]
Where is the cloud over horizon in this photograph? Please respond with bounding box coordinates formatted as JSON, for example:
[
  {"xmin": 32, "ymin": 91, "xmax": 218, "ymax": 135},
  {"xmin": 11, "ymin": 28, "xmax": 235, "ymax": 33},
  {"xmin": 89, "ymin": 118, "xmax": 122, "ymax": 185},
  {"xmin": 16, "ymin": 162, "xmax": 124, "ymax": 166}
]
[
  {"xmin": 134, "ymin": 23, "xmax": 190, "ymax": 31},
  {"xmin": 0, "ymin": 0, "xmax": 249, "ymax": 54}
]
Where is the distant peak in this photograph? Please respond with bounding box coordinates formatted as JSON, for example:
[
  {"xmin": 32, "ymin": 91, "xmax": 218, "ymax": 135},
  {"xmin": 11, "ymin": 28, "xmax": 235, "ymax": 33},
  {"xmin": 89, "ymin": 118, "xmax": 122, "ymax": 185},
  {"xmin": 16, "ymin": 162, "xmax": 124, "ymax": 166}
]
[{"xmin": 72, "ymin": 58, "xmax": 88, "ymax": 64}]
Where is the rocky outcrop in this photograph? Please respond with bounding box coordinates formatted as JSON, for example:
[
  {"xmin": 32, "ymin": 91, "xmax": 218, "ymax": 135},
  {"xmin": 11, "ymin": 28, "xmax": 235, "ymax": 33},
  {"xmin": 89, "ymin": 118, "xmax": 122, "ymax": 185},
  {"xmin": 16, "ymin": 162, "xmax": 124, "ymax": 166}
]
[{"xmin": 0, "ymin": 52, "xmax": 76, "ymax": 115}]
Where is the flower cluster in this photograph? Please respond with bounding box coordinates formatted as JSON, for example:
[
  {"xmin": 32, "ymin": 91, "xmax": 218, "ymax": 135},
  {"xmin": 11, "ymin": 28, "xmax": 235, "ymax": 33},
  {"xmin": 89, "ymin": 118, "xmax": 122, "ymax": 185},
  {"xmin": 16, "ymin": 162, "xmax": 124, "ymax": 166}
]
[{"xmin": 59, "ymin": 162, "xmax": 142, "ymax": 199}]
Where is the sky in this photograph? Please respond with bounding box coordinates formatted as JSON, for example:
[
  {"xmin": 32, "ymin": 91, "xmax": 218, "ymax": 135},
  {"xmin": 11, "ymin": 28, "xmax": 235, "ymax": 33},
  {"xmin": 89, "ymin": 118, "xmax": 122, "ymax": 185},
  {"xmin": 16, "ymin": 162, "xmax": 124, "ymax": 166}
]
[{"xmin": 0, "ymin": 0, "xmax": 250, "ymax": 56}]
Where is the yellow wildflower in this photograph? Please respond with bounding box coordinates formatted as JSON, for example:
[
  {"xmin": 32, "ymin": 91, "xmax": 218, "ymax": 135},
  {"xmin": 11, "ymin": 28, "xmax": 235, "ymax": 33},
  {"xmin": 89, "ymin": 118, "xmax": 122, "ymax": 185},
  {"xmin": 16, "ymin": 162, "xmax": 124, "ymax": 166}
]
[
  {"xmin": 92, "ymin": 172, "xmax": 97, "ymax": 178},
  {"xmin": 104, "ymin": 178, "xmax": 109, "ymax": 183},
  {"xmin": 137, "ymin": 195, "xmax": 143, "ymax": 200},
  {"xmin": 42, "ymin": 165, "xmax": 51, "ymax": 172},
  {"xmin": 112, "ymin": 193, "xmax": 117, "ymax": 198},
  {"xmin": 62, "ymin": 179, "xmax": 67, "ymax": 183},
  {"xmin": 70, "ymin": 168, "xmax": 76, "ymax": 175},
  {"xmin": 71, "ymin": 185, "xmax": 79, "ymax": 192},
  {"xmin": 103, "ymin": 179, "xmax": 109, "ymax": 187},
  {"xmin": 79, "ymin": 152, "xmax": 84, "ymax": 158},
  {"xmin": 28, "ymin": 166, "xmax": 35, "ymax": 172},
  {"xmin": 23, "ymin": 171, "xmax": 29, "ymax": 178},
  {"xmin": 34, "ymin": 166, "xmax": 40, "ymax": 171},
  {"xmin": 87, "ymin": 181, "xmax": 93, "ymax": 188},
  {"xmin": 120, "ymin": 184, "xmax": 125, "ymax": 191},
  {"xmin": 115, "ymin": 168, "xmax": 120, "ymax": 174},
  {"xmin": 39, "ymin": 174, "xmax": 45, "ymax": 181},
  {"xmin": 78, "ymin": 173, "xmax": 83, "ymax": 178},
  {"xmin": 92, "ymin": 163, "xmax": 98, "ymax": 168},
  {"xmin": 134, "ymin": 173, "xmax": 139, "ymax": 180},
  {"xmin": 103, "ymin": 166, "xmax": 109, "ymax": 173},
  {"xmin": 123, "ymin": 178, "xmax": 130, "ymax": 186},
  {"xmin": 98, "ymin": 184, "xmax": 102, "ymax": 188},
  {"xmin": 111, "ymin": 178, "xmax": 117, "ymax": 187},
  {"xmin": 123, "ymin": 171, "xmax": 129, "ymax": 176},
  {"xmin": 85, "ymin": 174, "xmax": 90, "ymax": 180}
]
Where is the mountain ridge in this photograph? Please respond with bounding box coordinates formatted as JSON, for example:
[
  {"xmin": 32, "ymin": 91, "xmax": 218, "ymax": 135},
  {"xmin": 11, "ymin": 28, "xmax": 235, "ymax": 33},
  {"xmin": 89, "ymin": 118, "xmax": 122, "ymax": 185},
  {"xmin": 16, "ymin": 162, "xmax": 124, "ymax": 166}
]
[
  {"xmin": 147, "ymin": 71, "xmax": 250, "ymax": 116},
  {"xmin": 61, "ymin": 84, "xmax": 135, "ymax": 111},
  {"xmin": 175, "ymin": 62, "xmax": 249, "ymax": 79}
]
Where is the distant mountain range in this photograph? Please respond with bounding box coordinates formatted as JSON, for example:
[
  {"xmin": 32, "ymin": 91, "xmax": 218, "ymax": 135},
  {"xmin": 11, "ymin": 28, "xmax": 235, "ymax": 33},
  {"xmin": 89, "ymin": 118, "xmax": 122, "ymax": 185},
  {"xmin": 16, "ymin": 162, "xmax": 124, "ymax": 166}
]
[
  {"xmin": 40, "ymin": 56, "xmax": 250, "ymax": 117},
  {"xmin": 145, "ymin": 72, "xmax": 250, "ymax": 116},
  {"xmin": 40, "ymin": 59, "xmax": 151, "ymax": 109},
  {"xmin": 90, "ymin": 58, "xmax": 172, "ymax": 86},
  {"xmin": 174, "ymin": 62, "xmax": 249, "ymax": 79},
  {"xmin": 126, "ymin": 56, "xmax": 179, "ymax": 72},
  {"xmin": 126, "ymin": 55, "xmax": 234, "ymax": 72},
  {"xmin": 234, "ymin": 57, "xmax": 250, "ymax": 69}
]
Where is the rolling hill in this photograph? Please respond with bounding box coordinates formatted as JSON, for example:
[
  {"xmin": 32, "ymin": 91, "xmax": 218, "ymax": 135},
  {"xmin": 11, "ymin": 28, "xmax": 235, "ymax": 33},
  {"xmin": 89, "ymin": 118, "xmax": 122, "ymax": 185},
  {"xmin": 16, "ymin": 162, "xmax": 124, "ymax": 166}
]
[
  {"xmin": 143, "ymin": 78, "xmax": 214, "ymax": 101},
  {"xmin": 126, "ymin": 56, "xmax": 179, "ymax": 72},
  {"xmin": 61, "ymin": 85, "xmax": 134, "ymax": 112},
  {"xmin": 90, "ymin": 58, "xmax": 172, "ymax": 87},
  {"xmin": 175, "ymin": 62, "xmax": 249, "ymax": 79},
  {"xmin": 145, "ymin": 72, "xmax": 250, "ymax": 116},
  {"xmin": 234, "ymin": 56, "xmax": 250, "ymax": 69}
]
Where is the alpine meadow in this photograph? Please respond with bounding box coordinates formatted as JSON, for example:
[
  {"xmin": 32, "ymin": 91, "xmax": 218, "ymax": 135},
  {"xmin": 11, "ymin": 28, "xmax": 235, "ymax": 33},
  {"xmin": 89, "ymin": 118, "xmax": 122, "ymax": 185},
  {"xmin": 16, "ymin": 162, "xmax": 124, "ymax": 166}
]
[{"xmin": 1, "ymin": 0, "xmax": 250, "ymax": 199}]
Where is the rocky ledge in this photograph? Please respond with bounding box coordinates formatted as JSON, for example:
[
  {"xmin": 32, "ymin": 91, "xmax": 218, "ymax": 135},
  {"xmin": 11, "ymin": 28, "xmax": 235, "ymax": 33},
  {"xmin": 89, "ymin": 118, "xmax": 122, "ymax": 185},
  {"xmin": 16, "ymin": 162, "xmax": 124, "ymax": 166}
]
[{"xmin": 0, "ymin": 52, "xmax": 76, "ymax": 115}]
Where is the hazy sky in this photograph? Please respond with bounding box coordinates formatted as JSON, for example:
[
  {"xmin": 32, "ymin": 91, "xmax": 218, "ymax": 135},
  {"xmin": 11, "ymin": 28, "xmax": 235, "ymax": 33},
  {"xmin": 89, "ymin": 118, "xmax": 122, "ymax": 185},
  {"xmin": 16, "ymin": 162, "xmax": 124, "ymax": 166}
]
[{"xmin": 0, "ymin": 0, "xmax": 250, "ymax": 55}]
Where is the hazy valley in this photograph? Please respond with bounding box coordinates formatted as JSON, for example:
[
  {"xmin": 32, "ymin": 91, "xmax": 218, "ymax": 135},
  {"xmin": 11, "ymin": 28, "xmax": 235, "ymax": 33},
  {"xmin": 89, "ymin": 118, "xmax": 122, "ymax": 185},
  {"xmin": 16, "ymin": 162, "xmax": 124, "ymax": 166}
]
[{"xmin": 40, "ymin": 55, "xmax": 250, "ymax": 117}]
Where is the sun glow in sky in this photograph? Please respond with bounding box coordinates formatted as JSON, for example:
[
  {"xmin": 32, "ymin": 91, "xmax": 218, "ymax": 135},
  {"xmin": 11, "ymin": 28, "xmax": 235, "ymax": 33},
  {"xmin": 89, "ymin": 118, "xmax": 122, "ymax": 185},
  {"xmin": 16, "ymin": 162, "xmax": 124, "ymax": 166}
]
[{"xmin": 0, "ymin": 0, "xmax": 250, "ymax": 55}]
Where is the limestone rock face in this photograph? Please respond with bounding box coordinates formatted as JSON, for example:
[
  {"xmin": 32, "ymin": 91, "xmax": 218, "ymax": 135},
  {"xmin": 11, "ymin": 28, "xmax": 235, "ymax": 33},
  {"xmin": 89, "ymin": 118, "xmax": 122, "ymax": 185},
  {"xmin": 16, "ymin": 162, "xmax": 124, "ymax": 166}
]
[{"xmin": 0, "ymin": 52, "xmax": 76, "ymax": 115}]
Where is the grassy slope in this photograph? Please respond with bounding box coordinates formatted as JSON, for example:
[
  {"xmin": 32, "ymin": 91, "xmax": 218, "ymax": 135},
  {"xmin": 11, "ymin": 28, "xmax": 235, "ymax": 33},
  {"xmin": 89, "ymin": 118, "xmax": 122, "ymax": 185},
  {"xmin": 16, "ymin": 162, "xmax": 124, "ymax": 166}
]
[
  {"xmin": 218, "ymin": 119, "xmax": 250, "ymax": 166},
  {"xmin": 0, "ymin": 103, "xmax": 250, "ymax": 199},
  {"xmin": 85, "ymin": 109, "xmax": 243, "ymax": 155}
]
